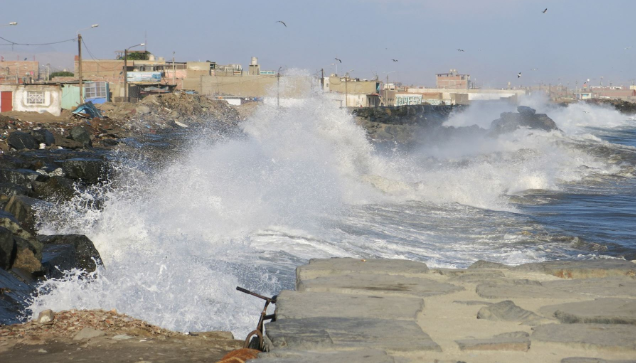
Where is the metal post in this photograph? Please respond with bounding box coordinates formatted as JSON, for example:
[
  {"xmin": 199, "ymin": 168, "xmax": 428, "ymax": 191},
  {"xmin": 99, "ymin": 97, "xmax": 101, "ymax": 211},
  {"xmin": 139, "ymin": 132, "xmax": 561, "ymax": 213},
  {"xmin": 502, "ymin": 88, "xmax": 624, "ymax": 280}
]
[
  {"xmin": 78, "ymin": 34, "xmax": 83, "ymax": 104},
  {"xmin": 345, "ymin": 75, "xmax": 348, "ymax": 107},
  {"xmin": 124, "ymin": 49, "xmax": 128, "ymax": 102},
  {"xmin": 277, "ymin": 71, "xmax": 280, "ymax": 107},
  {"xmin": 172, "ymin": 52, "xmax": 176, "ymax": 86}
]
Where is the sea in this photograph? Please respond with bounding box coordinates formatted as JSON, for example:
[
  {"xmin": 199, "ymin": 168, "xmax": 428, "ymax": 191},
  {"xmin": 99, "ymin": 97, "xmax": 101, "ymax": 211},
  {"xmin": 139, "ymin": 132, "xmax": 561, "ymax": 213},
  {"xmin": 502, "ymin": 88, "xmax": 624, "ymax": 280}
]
[{"xmin": 27, "ymin": 85, "xmax": 636, "ymax": 338}]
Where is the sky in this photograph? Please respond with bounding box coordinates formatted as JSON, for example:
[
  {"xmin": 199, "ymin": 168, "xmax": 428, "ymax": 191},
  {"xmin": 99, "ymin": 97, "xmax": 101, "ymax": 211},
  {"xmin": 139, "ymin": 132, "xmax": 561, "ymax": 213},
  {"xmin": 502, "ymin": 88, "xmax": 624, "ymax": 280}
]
[{"xmin": 1, "ymin": 0, "xmax": 635, "ymax": 88}]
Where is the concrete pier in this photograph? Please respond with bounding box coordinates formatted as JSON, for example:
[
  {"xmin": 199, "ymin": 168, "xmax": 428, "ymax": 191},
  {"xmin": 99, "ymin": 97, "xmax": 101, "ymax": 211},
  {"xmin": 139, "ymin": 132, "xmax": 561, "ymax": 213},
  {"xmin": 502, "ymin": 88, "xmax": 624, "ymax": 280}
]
[{"xmin": 259, "ymin": 258, "xmax": 636, "ymax": 363}]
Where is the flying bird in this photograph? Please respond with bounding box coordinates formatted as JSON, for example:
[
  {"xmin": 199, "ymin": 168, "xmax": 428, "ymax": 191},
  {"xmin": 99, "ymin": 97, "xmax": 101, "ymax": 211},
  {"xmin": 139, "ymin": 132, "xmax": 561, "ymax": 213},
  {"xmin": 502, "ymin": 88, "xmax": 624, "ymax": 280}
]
[
  {"xmin": 517, "ymin": 72, "xmax": 522, "ymax": 78},
  {"xmin": 392, "ymin": 59, "xmax": 398, "ymax": 62},
  {"xmin": 334, "ymin": 57, "xmax": 342, "ymax": 63},
  {"xmin": 457, "ymin": 49, "xmax": 465, "ymax": 52},
  {"xmin": 542, "ymin": 8, "xmax": 547, "ymax": 13},
  {"xmin": 276, "ymin": 20, "xmax": 287, "ymax": 27}
]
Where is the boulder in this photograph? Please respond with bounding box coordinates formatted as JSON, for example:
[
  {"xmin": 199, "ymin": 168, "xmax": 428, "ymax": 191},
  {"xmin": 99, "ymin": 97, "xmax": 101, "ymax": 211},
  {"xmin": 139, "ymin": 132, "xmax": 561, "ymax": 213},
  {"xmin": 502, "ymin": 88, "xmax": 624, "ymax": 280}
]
[
  {"xmin": 13, "ymin": 236, "xmax": 42, "ymax": 273},
  {"xmin": 31, "ymin": 129, "xmax": 56, "ymax": 146},
  {"xmin": 41, "ymin": 244, "xmax": 78, "ymax": 278},
  {"xmin": 0, "ymin": 168, "xmax": 40, "ymax": 189},
  {"xmin": 33, "ymin": 176, "xmax": 77, "ymax": 201},
  {"xmin": 61, "ymin": 158, "xmax": 109, "ymax": 184},
  {"xmin": 53, "ymin": 134, "xmax": 85, "ymax": 149},
  {"xmin": 37, "ymin": 234, "xmax": 102, "ymax": 272},
  {"xmin": 69, "ymin": 126, "xmax": 93, "ymax": 148},
  {"xmin": 490, "ymin": 106, "xmax": 559, "ymax": 134},
  {"xmin": 0, "ymin": 182, "xmax": 32, "ymax": 197},
  {"xmin": 0, "ymin": 268, "xmax": 35, "ymax": 325},
  {"xmin": 0, "ymin": 226, "xmax": 15, "ymax": 270},
  {"xmin": 3, "ymin": 195, "xmax": 42, "ymax": 234},
  {"xmin": 7, "ymin": 131, "xmax": 37, "ymax": 150}
]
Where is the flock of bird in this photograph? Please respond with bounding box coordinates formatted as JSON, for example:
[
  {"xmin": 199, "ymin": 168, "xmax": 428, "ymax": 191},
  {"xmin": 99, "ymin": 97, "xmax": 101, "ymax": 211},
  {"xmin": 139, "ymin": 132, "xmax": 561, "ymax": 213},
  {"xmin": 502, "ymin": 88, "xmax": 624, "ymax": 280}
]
[{"xmin": 275, "ymin": 7, "xmax": 554, "ymax": 80}]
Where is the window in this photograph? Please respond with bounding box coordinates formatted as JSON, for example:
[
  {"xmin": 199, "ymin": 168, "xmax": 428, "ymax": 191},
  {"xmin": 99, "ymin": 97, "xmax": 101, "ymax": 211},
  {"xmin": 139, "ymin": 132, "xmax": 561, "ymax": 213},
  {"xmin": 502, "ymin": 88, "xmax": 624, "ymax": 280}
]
[
  {"xmin": 85, "ymin": 82, "xmax": 108, "ymax": 99},
  {"xmin": 26, "ymin": 91, "xmax": 45, "ymax": 104}
]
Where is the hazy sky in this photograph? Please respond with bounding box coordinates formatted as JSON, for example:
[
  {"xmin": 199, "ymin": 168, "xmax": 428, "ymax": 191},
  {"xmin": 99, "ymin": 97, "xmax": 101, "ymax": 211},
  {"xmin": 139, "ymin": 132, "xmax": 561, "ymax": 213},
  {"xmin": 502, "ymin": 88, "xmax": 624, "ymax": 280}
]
[{"xmin": 1, "ymin": 0, "xmax": 634, "ymax": 88}]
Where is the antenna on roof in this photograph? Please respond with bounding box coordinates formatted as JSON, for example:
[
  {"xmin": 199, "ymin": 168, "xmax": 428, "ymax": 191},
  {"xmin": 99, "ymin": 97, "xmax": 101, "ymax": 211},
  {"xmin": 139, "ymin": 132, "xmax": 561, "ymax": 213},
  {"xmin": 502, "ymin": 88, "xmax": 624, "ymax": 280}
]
[{"xmin": 144, "ymin": 31, "xmax": 147, "ymax": 52}]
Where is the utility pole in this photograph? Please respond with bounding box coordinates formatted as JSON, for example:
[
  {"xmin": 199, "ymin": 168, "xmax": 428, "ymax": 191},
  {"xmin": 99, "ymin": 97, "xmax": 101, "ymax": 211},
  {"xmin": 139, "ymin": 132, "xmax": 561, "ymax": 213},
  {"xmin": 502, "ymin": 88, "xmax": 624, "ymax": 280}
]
[
  {"xmin": 172, "ymin": 51, "xmax": 176, "ymax": 86},
  {"xmin": 78, "ymin": 34, "xmax": 84, "ymax": 104},
  {"xmin": 345, "ymin": 75, "xmax": 348, "ymax": 107},
  {"xmin": 124, "ymin": 49, "xmax": 128, "ymax": 102},
  {"xmin": 321, "ymin": 68, "xmax": 324, "ymax": 90},
  {"xmin": 277, "ymin": 66, "xmax": 282, "ymax": 107}
]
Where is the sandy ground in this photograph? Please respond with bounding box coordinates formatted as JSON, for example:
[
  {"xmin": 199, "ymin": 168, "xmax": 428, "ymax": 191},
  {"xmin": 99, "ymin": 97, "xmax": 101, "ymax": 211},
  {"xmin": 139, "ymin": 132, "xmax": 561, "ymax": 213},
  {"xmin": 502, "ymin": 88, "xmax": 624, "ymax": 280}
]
[{"xmin": 0, "ymin": 309, "xmax": 243, "ymax": 363}]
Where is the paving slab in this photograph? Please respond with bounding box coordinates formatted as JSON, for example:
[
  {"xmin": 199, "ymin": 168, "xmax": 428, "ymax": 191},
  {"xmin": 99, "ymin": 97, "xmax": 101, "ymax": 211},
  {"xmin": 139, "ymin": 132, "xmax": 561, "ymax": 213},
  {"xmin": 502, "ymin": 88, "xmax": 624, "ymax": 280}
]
[
  {"xmin": 468, "ymin": 260, "xmax": 512, "ymax": 270},
  {"xmin": 477, "ymin": 300, "xmax": 547, "ymax": 325},
  {"xmin": 257, "ymin": 349, "xmax": 396, "ymax": 363},
  {"xmin": 539, "ymin": 298, "xmax": 636, "ymax": 325},
  {"xmin": 265, "ymin": 317, "xmax": 441, "ymax": 352},
  {"xmin": 561, "ymin": 358, "xmax": 636, "ymax": 363},
  {"xmin": 275, "ymin": 290, "xmax": 424, "ymax": 321},
  {"xmin": 476, "ymin": 279, "xmax": 576, "ymax": 299},
  {"xmin": 514, "ymin": 260, "xmax": 636, "ymax": 279},
  {"xmin": 296, "ymin": 258, "xmax": 429, "ymax": 285},
  {"xmin": 298, "ymin": 274, "xmax": 464, "ymax": 298},
  {"xmin": 456, "ymin": 331, "xmax": 531, "ymax": 352},
  {"xmin": 531, "ymin": 323, "xmax": 636, "ymax": 351},
  {"xmin": 544, "ymin": 278, "xmax": 636, "ymax": 298}
]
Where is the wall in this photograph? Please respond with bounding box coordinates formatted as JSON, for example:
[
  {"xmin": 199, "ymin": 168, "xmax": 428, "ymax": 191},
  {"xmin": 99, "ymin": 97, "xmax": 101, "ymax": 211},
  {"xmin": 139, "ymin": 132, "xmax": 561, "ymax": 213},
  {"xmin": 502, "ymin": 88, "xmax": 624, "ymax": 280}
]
[
  {"xmin": 327, "ymin": 76, "xmax": 378, "ymax": 94},
  {"xmin": 406, "ymin": 88, "xmax": 526, "ymax": 102},
  {"xmin": 185, "ymin": 74, "xmax": 313, "ymax": 98},
  {"xmin": 0, "ymin": 84, "xmax": 62, "ymax": 116},
  {"xmin": 0, "ymin": 60, "xmax": 39, "ymax": 83}
]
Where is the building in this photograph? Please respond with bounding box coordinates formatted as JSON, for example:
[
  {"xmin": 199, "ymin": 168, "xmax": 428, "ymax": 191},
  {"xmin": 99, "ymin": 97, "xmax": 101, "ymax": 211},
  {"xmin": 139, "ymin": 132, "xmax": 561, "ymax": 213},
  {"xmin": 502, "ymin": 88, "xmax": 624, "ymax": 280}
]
[
  {"xmin": 436, "ymin": 69, "xmax": 471, "ymax": 89},
  {"xmin": 0, "ymin": 60, "xmax": 40, "ymax": 84},
  {"xmin": 0, "ymin": 84, "xmax": 62, "ymax": 115},
  {"xmin": 321, "ymin": 75, "xmax": 381, "ymax": 107}
]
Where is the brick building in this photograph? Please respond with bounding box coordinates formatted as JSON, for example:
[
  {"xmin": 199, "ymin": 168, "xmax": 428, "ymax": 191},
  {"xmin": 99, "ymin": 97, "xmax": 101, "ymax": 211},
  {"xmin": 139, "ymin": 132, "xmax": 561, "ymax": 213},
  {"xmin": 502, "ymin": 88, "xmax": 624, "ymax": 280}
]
[
  {"xmin": 0, "ymin": 60, "xmax": 40, "ymax": 84},
  {"xmin": 436, "ymin": 69, "xmax": 471, "ymax": 89}
]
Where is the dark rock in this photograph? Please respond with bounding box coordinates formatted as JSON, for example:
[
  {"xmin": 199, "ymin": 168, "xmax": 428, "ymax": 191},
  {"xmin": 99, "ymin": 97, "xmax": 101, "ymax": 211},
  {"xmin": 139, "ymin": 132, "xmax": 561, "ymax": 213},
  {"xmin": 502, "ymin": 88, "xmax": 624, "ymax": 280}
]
[
  {"xmin": 477, "ymin": 300, "xmax": 546, "ymax": 325},
  {"xmin": 0, "ymin": 268, "xmax": 35, "ymax": 325},
  {"xmin": 13, "ymin": 236, "xmax": 42, "ymax": 273},
  {"xmin": 41, "ymin": 244, "xmax": 78, "ymax": 279},
  {"xmin": 53, "ymin": 134, "xmax": 85, "ymax": 149},
  {"xmin": 3, "ymin": 195, "xmax": 42, "ymax": 235},
  {"xmin": 0, "ymin": 168, "xmax": 40, "ymax": 189},
  {"xmin": 32, "ymin": 128, "xmax": 56, "ymax": 146},
  {"xmin": 517, "ymin": 106, "xmax": 536, "ymax": 115},
  {"xmin": 38, "ymin": 234, "xmax": 102, "ymax": 272},
  {"xmin": 0, "ymin": 210, "xmax": 41, "ymax": 253},
  {"xmin": 61, "ymin": 158, "xmax": 109, "ymax": 184},
  {"xmin": 0, "ymin": 226, "xmax": 15, "ymax": 270},
  {"xmin": 32, "ymin": 176, "xmax": 77, "ymax": 201},
  {"xmin": 7, "ymin": 131, "xmax": 37, "ymax": 150},
  {"xmin": 0, "ymin": 182, "xmax": 32, "ymax": 197},
  {"xmin": 70, "ymin": 126, "xmax": 93, "ymax": 148},
  {"xmin": 490, "ymin": 106, "xmax": 559, "ymax": 134}
]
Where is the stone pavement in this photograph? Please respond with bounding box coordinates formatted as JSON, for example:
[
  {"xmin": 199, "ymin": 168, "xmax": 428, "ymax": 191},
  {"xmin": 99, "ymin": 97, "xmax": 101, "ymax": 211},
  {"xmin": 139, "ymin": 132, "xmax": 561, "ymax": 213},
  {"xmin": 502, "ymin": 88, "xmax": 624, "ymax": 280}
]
[{"xmin": 259, "ymin": 258, "xmax": 636, "ymax": 363}]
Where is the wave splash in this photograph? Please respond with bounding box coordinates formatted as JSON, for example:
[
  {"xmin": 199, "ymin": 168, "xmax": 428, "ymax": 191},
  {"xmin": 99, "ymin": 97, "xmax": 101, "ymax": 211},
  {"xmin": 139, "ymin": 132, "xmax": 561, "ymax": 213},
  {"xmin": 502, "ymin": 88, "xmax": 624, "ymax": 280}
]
[{"xmin": 30, "ymin": 89, "xmax": 633, "ymax": 336}]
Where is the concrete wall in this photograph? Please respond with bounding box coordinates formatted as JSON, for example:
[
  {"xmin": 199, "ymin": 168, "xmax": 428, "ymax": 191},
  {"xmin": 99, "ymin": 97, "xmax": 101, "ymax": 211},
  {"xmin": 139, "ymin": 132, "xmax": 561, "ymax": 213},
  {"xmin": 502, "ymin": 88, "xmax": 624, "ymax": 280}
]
[
  {"xmin": 185, "ymin": 75, "xmax": 313, "ymax": 98},
  {"xmin": 0, "ymin": 84, "xmax": 62, "ymax": 116},
  {"xmin": 406, "ymin": 88, "xmax": 526, "ymax": 102},
  {"xmin": 327, "ymin": 76, "xmax": 378, "ymax": 94}
]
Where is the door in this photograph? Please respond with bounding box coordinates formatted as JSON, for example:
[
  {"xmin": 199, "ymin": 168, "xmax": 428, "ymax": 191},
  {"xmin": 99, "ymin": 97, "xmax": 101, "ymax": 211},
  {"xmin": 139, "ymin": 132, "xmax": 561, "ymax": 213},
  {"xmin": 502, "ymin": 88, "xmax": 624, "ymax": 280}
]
[{"xmin": 0, "ymin": 91, "xmax": 13, "ymax": 112}]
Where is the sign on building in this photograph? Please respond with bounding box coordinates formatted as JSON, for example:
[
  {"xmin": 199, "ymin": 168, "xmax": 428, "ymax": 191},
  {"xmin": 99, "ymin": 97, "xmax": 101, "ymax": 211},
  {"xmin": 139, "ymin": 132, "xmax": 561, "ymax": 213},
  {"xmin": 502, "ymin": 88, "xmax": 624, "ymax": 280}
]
[
  {"xmin": 396, "ymin": 94, "xmax": 422, "ymax": 106},
  {"xmin": 127, "ymin": 72, "xmax": 161, "ymax": 83}
]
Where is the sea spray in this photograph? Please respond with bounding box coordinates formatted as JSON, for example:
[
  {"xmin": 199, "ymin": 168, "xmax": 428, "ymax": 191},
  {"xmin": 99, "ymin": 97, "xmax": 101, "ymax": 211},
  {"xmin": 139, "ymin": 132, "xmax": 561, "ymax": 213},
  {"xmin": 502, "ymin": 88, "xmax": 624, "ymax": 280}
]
[{"xmin": 30, "ymin": 89, "xmax": 635, "ymax": 337}]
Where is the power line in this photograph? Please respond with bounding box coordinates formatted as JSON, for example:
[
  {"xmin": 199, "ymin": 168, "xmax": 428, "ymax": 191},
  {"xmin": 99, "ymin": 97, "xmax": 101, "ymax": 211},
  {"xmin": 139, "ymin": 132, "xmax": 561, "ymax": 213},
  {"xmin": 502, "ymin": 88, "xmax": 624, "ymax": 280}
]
[{"xmin": 0, "ymin": 36, "xmax": 76, "ymax": 47}]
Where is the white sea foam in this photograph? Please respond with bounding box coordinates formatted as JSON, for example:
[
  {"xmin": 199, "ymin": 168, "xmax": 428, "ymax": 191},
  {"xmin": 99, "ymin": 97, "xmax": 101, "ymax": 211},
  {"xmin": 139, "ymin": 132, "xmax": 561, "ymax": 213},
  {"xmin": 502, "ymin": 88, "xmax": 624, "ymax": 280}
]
[{"xmin": 30, "ymin": 85, "xmax": 631, "ymax": 337}]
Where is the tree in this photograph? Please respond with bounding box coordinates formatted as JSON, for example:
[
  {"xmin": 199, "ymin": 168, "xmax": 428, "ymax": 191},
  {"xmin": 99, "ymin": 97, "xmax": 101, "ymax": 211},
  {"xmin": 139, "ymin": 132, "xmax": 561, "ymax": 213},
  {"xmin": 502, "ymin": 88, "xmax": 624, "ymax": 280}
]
[
  {"xmin": 49, "ymin": 71, "xmax": 74, "ymax": 79},
  {"xmin": 118, "ymin": 51, "xmax": 151, "ymax": 61}
]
